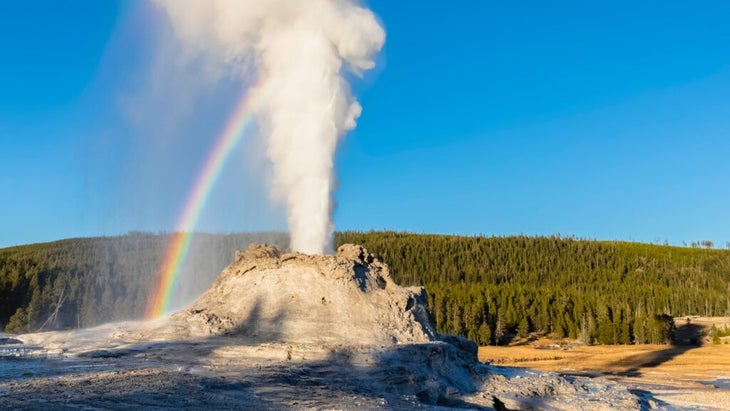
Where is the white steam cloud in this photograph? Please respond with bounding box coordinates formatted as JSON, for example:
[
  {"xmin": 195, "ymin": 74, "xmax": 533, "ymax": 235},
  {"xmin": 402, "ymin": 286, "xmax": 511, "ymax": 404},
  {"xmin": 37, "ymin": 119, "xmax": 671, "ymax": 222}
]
[{"xmin": 152, "ymin": 0, "xmax": 385, "ymax": 254}]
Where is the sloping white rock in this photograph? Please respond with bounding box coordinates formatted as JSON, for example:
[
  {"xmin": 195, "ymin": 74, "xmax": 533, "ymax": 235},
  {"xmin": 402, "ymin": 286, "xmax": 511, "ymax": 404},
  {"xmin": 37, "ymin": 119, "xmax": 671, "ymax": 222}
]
[{"xmin": 162, "ymin": 243, "xmax": 437, "ymax": 345}]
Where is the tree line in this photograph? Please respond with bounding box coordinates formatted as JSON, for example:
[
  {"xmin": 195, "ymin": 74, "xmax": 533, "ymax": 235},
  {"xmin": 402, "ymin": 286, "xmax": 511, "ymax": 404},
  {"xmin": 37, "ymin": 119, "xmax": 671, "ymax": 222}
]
[
  {"xmin": 2, "ymin": 231, "xmax": 729, "ymax": 346},
  {"xmin": 337, "ymin": 232, "xmax": 730, "ymax": 345}
]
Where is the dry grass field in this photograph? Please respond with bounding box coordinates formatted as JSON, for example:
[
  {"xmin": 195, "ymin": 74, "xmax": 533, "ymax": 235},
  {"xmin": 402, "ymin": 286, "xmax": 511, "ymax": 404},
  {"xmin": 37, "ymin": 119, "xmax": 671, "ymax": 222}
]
[
  {"xmin": 479, "ymin": 341, "xmax": 730, "ymax": 379},
  {"xmin": 479, "ymin": 319, "xmax": 730, "ymax": 409}
]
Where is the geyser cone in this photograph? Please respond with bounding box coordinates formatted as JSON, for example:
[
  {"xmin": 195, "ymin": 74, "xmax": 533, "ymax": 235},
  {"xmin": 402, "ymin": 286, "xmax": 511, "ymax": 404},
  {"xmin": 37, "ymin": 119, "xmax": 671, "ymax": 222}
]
[{"xmin": 161, "ymin": 243, "xmax": 438, "ymax": 345}]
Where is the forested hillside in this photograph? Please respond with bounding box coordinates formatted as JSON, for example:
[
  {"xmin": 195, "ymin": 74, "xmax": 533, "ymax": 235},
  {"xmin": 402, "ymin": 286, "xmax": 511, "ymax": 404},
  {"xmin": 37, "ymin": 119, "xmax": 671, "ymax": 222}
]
[
  {"xmin": 338, "ymin": 232, "xmax": 730, "ymax": 345},
  {"xmin": 2, "ymin": 231, "xmax": 729, "ymax": 346}
]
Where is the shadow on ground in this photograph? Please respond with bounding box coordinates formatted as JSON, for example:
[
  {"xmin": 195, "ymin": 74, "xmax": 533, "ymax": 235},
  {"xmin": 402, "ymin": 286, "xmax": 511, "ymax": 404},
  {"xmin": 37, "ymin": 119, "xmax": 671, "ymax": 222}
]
[
  {"xmin": 606, "ymin": 322, "xmax": 703, "ymax": 378},
  {"xmin": 1, "ymin": 298, "xmax": 495, "ymax": 410}
]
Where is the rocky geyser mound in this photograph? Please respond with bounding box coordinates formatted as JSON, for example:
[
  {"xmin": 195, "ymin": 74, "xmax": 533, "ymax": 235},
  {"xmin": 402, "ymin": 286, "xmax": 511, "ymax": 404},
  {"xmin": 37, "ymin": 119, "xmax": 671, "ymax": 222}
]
[{"xmin": 164, "ymin": 243, "xmax": 441, "ymax": 346}]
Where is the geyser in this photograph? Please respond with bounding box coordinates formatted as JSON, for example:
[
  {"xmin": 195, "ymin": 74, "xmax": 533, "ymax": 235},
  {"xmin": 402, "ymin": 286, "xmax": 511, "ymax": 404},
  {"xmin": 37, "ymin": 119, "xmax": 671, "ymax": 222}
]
[{"xmin": 153, "ymin": 0, "xmax": 385, "ymax": 254}]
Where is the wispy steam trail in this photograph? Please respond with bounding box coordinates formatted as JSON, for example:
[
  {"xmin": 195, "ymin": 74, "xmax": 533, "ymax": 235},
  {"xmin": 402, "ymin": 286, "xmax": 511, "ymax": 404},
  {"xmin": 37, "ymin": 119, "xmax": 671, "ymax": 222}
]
[{"xmin": 153, "ymin": 0, "xmax": 385, "ymax": 254}]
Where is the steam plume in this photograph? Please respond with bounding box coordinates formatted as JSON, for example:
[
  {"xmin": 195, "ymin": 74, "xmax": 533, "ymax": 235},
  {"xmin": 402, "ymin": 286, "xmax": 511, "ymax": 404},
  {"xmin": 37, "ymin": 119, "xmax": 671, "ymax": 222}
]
[{"xmin": 152, "ymin": 0, "xmax": 385, "ymax": 254}]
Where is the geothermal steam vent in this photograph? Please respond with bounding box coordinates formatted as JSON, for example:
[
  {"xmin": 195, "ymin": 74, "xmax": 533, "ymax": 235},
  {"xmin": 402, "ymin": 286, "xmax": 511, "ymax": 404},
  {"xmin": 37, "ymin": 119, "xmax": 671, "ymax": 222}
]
[{"xmin": 162, "ymin": 244, "xmax": 439, "ymax": 345}]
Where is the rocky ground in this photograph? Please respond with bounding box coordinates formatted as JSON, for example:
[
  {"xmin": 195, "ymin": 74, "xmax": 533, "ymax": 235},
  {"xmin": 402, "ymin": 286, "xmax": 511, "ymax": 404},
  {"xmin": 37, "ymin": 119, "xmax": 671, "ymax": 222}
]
[
  {"xmin": 0, "ymin": 338, "xmax": 641, "ymax": 410},
  {"xmin": 1, "ymin": 244, "xmax": 643, "ymax": 410}
]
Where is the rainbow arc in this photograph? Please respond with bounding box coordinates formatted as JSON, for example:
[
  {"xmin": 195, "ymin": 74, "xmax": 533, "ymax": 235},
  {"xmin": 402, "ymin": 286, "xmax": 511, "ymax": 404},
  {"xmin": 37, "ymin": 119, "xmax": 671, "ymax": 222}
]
[{"xmin": 145, "ymin": 89, "xmax": 258, "ymax": 319}]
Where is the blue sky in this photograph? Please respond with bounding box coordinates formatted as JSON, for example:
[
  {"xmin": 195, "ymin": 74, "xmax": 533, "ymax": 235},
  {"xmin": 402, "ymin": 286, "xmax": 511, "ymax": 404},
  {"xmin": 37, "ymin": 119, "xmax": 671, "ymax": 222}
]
[{"xmin": 1, "ymin": 1, "xmax": 729, "ymax": 248}]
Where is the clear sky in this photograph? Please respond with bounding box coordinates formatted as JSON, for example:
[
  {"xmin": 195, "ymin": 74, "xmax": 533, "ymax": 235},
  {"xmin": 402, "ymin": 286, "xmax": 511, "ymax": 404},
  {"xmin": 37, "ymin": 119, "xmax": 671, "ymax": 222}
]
[{"xmin": 1, "ymin": 1, "xmax": 729, "ymax": 248}]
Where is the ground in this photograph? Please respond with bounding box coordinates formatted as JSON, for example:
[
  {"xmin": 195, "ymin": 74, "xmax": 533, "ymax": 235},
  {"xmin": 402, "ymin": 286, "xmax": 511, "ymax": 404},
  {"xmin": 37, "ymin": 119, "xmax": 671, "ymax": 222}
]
[{"xmin": 1, "ymin": 330, "xmax": 640, "ymax": 410}]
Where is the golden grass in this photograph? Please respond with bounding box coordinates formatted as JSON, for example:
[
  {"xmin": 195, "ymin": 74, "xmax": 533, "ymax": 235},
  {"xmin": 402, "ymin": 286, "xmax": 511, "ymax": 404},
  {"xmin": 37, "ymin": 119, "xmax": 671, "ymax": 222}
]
[
  {"xmin": 479, "ymin": 340, "xmax": 730, "ymax": 383},
  {"xmin": 480, "ymin": 341, "xmax": 730, "ymax": 409}
]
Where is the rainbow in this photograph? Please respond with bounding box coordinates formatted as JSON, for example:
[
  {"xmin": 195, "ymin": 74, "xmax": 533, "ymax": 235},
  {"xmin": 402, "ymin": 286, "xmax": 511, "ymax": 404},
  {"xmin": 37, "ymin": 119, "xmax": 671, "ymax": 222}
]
[{"xmin": 145, "ymin": 89, "xmax": 258, "ymax": 319}]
